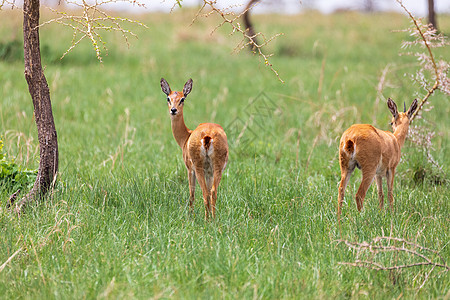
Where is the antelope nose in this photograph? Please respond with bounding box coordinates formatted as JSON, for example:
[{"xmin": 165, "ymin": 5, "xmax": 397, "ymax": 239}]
[{"xmin": 170, "ymin": 108, "xmax": 177, "ymax": 115}]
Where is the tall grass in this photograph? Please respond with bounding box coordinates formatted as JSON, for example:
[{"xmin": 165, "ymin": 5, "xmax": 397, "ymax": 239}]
[{"xmin": 0, "ymin": 9, "xmax": 449, "ymax": 298}]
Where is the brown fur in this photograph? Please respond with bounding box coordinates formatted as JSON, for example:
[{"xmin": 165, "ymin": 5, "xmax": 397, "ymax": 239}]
[
  {"xmin": 161, "ymin": 78, "xmax": 229, "ymax": 219},
  {"xmin": 337, "ymin": 98, "xmax": 418, "ymax": 219}
]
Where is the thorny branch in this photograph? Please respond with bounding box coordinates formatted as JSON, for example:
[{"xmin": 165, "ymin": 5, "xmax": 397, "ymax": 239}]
[
  {"xmin": 193, "ymin": 0, "xmax": 284, "ymax": 82},
  {"xmin": 1, "ymin": 1, "xmax": 147, "ymax": 62},
  {"xmin": 243, "ymin": 0, "xmax": 260, "ymax": 51},
  {"xmin": 337, "ymin": 236, "xmax": 449, "ymax": 290},
  {"xmin": 39, "ymin": 0, "xmax": 148, "ymax": 62},
  {"xmin": 2, "ymin": 0, "xmax": 283, "ymax": 78},
  {"xmin": 396, "ymin": 0, "xmax": 449, "ymax": 121},
  {"xmin": 394, "ymin": 1, "xmax": 449, "ymax": 173},
  {"xmin": 0, "ymin": 0, "xmax": 17, "ymax": 9}
]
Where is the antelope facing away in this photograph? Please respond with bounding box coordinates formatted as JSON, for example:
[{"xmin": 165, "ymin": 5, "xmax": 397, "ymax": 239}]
[
  {"xmin": 337, "ymin": 98, "xmax": 418, "ymax": 219},
  {"xmin": 160, "ymin": 78, "xmax": 229, "ymax": 219}
]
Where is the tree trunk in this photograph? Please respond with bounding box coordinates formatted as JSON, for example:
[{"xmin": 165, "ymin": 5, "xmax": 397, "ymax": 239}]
[
  {"xmin": 14, "ymin": 0, "xmax": 58, "ymax": 212},
  {"xmin": 363, "ymin": 0, "xmax": 375, "ymax": 12},
  {"xmin": 243, "ymin": 0, "xmax": 260, "ymax": 52},
  {"xmin": 427, "ymin": 0, "xmax": 438, "ymax": 30}
]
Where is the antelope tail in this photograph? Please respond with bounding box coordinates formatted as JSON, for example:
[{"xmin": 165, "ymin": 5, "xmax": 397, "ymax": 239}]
[
  {"xmin": 203, "ymin": 136, "xmax": 212, "ymax": 149},
  {"xmin": 202, "ymin": 136, "xmax": 214, "ymax": 157},
  {"xmin": 344, "ymin": 139, "xmax": 355, "ymax": 154}
]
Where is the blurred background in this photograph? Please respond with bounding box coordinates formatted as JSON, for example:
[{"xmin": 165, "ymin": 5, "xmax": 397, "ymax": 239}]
[{"xmin": 40, "ymin": 0, "xmax": 450, "ymax": 15}]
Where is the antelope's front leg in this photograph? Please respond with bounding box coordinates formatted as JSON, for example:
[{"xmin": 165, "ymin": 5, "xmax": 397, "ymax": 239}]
[{"xmin": 188, "ymin": 169, "xmax": 196, "ymax": 213}]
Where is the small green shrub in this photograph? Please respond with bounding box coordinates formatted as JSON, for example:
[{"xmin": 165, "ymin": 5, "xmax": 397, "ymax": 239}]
[
  {"xmin": 0, "ymin": 39, "xmax": 58, "ymax": 63},
  {"xmin": 408, "ymin": 160, "xmax": 447, "ymax": 186},
  {"xmin": 0, "ymin": 138, "xmax": 37, "ymax": 194},
  {"xmin": 0, "ymin": 39, "xmax": 22, "ymax": 61}
]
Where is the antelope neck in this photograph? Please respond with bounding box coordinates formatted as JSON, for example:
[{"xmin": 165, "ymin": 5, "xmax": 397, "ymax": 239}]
[
  {"xmin": 171, "ymin": 114, "xmax": 192, "ymax": 148},
  {"xmin": 393, "ymin": 121, "xmax": 409, "ymax": 149}
]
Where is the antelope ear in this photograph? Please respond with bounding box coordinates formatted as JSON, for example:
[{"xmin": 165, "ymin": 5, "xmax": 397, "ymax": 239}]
[
  {"xmin": 160, "ymin": 78, "xmax": 171, "ymax": 96},
  {"xmin": 183, "ymin": 78, "xmax": 193, "ymax": 97},
  {"xmin": 407, "ymin": 99, "xmax": 418, "ymax": 119},
  {"xmin": 387, "ymin": 98, "xmax": 398, "ymax": 120}
]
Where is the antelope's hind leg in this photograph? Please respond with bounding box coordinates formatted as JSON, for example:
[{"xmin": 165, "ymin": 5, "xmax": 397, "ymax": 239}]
[
  {"xmin": 210, "ymin": 168, "xmax": 225, "ymax": 219},
  {"xmin": 355, "ymin": 166, "xmax": 377, "ymax": 212},
  {"xmin": 338, "ymin": 169, "xmax": 353, "ymax": 217},
  {"xmin": 195, "ymin": 167, "xmax": 212, "ymax": 219},
  {"xmin": 337, "ymin": 152, "xmax": 356, "ymax": 217},
  {"xmin": 376, "ymin": 175, "xmax": 385, "ymax": 209},
  {"xmin": 188, "ymin": 169, "xmax": 196, "ymax": 213}
]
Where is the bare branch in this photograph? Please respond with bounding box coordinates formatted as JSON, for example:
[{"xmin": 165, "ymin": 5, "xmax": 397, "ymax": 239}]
[
  {"xmin": 243, "ymin": 0, "xmax": 260, "ymax": 51},
  {"xmin": 396, "ymin": 0, "xmax": 449, "ymax": 121},
  {"xmin": 39, "ymin": 0, "xmax": 148, "ymax": 62},
  {"xmin": 337, "ymin": 236, "xmax": 449, "ymax": 290},
  {"xmin": 4, "ymin": 0, "xmax": 283, "ymax": 78},
  {"xmin": 193, "ymin": 0, "xmax": 284, "ymax": 82},
  {"xmin": 0, "ymin": 0, "xmax": 18, "ymax": 9},
  {"xmin": 394, "ymin": 0, "xmax": 449, "ymax": 173}
]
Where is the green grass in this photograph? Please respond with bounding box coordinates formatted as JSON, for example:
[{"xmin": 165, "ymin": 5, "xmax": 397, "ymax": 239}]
[{"xmin": 0, "ymin": 8, "xmax": 449, "ymax": 299}]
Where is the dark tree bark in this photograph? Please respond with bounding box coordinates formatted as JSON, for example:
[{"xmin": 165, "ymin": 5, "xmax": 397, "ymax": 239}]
[
  {"xmin": 362, "ymin": 0, "xmax": 375, "ymax": 12},
  {"xmin": 243, "ymin": 0, "xmax": 260, "ymax": 52},
  {"xmin": 13, "ymin": 0, "xmax": 58, "ymax": 212},
  {"xmin": 427, "ymin": 0, "xmax": 438, "ymax": 30}
]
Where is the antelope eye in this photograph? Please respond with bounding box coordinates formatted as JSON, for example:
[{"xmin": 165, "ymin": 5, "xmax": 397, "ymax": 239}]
[
  {"xmin": 167, "ymin": 97, "xmax": 170, "ymax": 103},
  {"xmin": 180, "ymin": 97, "xmax": 185, "ymax": 103},
  {"xmin": 389, "ymin": 122, "xmax": 393, "ymax": 126}
]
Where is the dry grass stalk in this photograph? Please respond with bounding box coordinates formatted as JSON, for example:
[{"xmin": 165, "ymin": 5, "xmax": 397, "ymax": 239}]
[
  {"xmin": 100, "ymin": 108, "xmax": 136, "ymax": 169},
  {"xmin": 372, "ymin": 63, "xmax": 391, "ymax": 125},
  {"xmin": 0, "ymin": 246, "xmax": 23, "ymax": 273}
]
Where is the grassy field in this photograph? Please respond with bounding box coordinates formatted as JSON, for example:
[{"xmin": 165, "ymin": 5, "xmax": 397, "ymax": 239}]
[{"xmin": 0, "ymin": 7, "xmax": 449, "ymax": 299}]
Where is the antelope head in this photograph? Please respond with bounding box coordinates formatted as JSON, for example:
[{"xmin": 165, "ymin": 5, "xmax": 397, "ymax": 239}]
[{"xmin": 160, "ymin": 78, "xmax": 193, "ymax": 118}]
